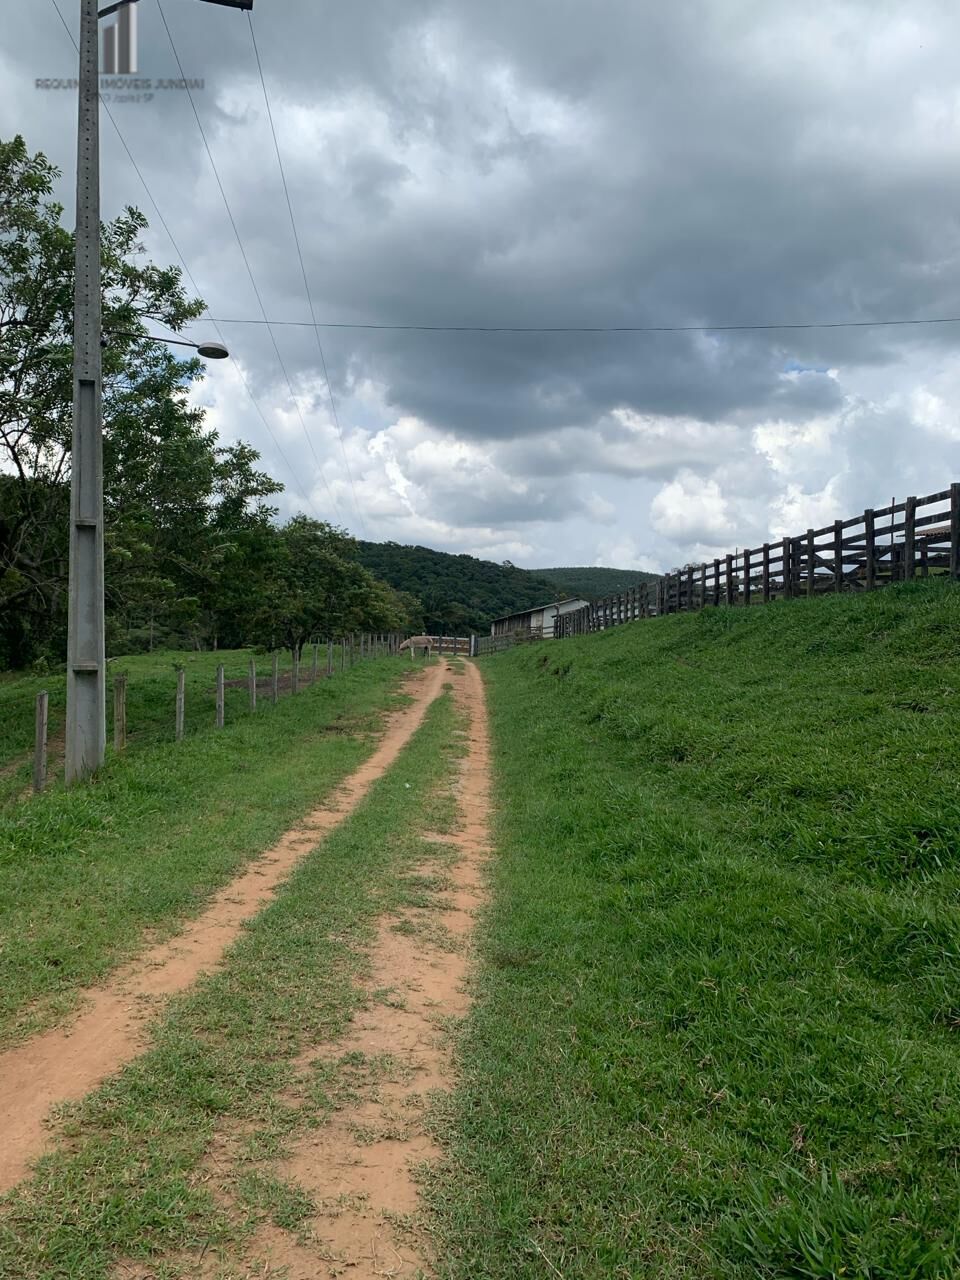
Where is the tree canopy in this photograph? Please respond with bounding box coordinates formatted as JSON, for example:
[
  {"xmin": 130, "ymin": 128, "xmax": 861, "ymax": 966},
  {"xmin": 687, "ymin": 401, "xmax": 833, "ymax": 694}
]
[
  {"xmin": 353, "ymin": 541, "xmax": 574, "ymax": 634},
  {"xmin": 0, "ymin": 135, "xmax": 417, "ymax": 668}
]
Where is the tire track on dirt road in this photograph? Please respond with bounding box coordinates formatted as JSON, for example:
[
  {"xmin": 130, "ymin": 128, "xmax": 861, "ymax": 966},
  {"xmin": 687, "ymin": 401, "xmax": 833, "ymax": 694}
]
[
  {"xmin": 0, "ymin": 664, "xmax": 447, "ymax": 1196},
  {"xmin": 234, "ymin": 658, "xmax": 492, "ymax": 1279}
]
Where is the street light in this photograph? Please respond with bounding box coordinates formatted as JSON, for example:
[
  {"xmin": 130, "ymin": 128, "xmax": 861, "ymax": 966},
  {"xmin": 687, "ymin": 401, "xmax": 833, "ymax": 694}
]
[
  {"xmin": 104, "ymin": 331, "xmax": 230, "ymax": 360},
  {"xmin": 67, "ymin": 0, "xmax": 253, "ymax": 784}
]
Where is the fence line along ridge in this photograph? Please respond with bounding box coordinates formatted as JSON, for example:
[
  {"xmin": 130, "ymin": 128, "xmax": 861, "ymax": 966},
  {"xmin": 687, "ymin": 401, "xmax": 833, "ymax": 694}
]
[{"xmin": 554, "ymin": 483, "xmax": 960, "ymax": 639}]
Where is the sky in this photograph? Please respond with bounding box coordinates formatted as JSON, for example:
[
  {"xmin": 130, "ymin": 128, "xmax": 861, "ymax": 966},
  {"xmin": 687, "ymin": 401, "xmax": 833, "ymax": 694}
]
[{"xmin": 5, "ymin": 0, "xmax": 960, "ymax": 572}]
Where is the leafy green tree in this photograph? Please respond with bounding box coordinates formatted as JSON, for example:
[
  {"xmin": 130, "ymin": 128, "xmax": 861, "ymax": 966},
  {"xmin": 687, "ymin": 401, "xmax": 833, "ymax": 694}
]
[
  {"xmin": 0, "ymin": 135, "xmax": 280, "ymax": 664},
  {"xmin": 256, "ymin": 517, "xmax": 417, "ymax": 659},
  {"xmin": 0, "ymin": 133, "xmax": 423, "ymax": 670}
]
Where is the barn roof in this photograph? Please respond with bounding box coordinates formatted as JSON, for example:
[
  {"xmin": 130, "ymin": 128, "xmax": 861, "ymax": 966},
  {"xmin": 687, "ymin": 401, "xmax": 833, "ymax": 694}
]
[{"xmin": 489, "ymin": 598, "xmax": 589, "ymax": 625}]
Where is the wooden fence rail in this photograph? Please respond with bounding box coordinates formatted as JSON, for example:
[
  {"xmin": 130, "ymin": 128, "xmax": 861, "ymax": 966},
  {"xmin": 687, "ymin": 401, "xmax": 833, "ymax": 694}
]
[{"xmin": 555, "ymin": 483, "xmax": 960, "ymax": 640}]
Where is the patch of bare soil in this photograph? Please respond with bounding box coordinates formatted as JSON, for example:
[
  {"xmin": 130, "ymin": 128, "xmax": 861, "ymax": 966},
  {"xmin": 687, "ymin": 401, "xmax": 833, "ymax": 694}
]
[
  {"xmin": 237, "ymin": 659, "xmax": 492, "ymax": 1279},
  {"xmin": 0, "ymin": 664, "xmax": 448, "ymax": 1196}
]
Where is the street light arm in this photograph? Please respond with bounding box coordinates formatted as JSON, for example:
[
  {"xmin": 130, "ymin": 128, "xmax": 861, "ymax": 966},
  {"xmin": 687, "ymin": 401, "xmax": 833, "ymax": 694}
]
[
  {"xmin": 99, "ymin": 0, "xmax": 252, "ymax": 15},
  {"xmin": 98, "ymin": 0, "xmax": 133, "ymax": 18},
  {"xmin": 103, "ymin": 330, "xmax": 230, "ymax": 359},
  {"xmin": 105, "ymin": 330, "xmax": 195, "ymax": 349}
]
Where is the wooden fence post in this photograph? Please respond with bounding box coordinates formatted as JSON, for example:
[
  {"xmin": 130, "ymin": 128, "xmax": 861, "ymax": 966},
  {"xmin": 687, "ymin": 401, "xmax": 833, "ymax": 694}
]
[
  {"xmin": 216, "ymin": 664, "xmax": 225, "ymax": 729},
  {"xmin": 806, "ymin": 529, "xmax": 815, "ymax": 596},
  {"xmin": 864, "ymin": 510, "xmax": 876, "ymax": 590},
  {"xmin": 33, "ymin": 690, "xmax": 49, "ymax": 794},
  {"xmin": 725, "ymin": 555, "xmax": 734, "ymax": 606},
  {"xmin": 780, "ymin": 537, "xmax": 791, "ymax": 598},
  {"xmin": 903, "ymin": 495, "xmax": 917, "ymax": 581},
  {"xmin": 712, "ymin": 559, "xmax": 721, "ymax": 607},
  {"xmin": 762, "ymin": 543, "xmax": 770, "ymax": 603},
  {"xmin": 271, "ymin": 653, "xmax": 279, "ymax": 704},
  {"xmin": 950, "ymin": 483, "xmax": 960, "ymax": 579},
  {"xmin": 176, "ymin": 668, "xmax": 185, "ymax": 741},
  {"xmin": 113, "ymin": 675, "xmax": 127, "ymax": 751},
  {"xmin": 743, "ymin": 549, "xmax": 751, "ymax": 606},
  {"xmin": 327, "ymin": 640, "xmax": 334, "ymax": 677},
  {"xmin": 248, "ymin": 657, "xmax": 257, "ymax": 711},
  {"xmin": 312, "ymin": 643, "xmax": 319, "ymax": 683},
  {"xmin": 833, "ymin": 521, "xmax": 843, "ymax": 592},
  {"xmin": 292, "ymin": 649, "xmax": 300, "ymax": 695}
]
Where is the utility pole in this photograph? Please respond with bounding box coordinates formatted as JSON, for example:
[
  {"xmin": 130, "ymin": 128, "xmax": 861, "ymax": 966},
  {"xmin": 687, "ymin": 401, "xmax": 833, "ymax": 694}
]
[
  {"xmin": 64, "ymin": 0, "xmax": 251, "ymax": 784},
  {"xmin": 65, "ymin": 0, "xmax": 105, "ymax": 783}
]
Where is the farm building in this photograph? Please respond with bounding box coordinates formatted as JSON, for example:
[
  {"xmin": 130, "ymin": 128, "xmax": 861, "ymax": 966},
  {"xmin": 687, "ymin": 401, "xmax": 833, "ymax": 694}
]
[{"xmin": 490, "ymin": 598, "xmax": 590, "ymax": 640}]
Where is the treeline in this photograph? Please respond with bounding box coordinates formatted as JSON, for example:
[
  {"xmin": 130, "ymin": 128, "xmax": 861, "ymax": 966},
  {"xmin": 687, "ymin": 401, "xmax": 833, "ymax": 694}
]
[
  {"xmin": 354, "ymin": 544, "xmax": 659, "ymax": 632},
  {"xmin": 353, "ymin": 541, "xmax": 570, "ymax": 634},
  {"xmin": 0, "ymin": 136, "xmax": 421, "ymax": 671},
  {"xmin": 532, "ymin": 566, "xmax": 659, "ymax": 601}
]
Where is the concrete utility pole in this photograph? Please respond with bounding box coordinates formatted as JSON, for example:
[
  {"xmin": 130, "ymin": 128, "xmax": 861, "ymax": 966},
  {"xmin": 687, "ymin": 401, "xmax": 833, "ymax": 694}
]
[
  {"xmin": 65, "ymin": 0, "xmax": 252, "ymax": 784},
  {"xmin": 65, "ymin": 0, "xmax": 105, "ymax": 784}
]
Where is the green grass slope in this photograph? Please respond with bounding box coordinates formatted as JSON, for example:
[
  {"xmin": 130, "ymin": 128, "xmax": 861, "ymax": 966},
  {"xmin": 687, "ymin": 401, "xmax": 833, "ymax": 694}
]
[
  {"xmin": 533, "ymin": 565, "xmax": 660, "ymax": 600},
  {"xmin": 0, "ymin": 649, "xmax": 312, "ymax": 806},
  {"xmin": 431, "ymin": 580, "xmax": 960, "ymax": 1279},
  {"xmin": 0, "ymin": 656, "xmax": 407, "ymax": 1047}
]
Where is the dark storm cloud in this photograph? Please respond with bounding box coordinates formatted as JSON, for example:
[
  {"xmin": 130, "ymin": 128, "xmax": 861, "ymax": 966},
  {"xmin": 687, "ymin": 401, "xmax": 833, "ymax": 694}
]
[
  {"xmin": 6, "ymin": 1, "xmax": 960, "ymax": 562},
  {"xmin": 23, "ymin": 0, "xmax": 960, "ymax": 435}
]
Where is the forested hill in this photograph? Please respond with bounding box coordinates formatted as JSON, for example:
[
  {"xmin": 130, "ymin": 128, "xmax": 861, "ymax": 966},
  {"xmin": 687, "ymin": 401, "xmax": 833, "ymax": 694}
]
[
  {"xmin": 354, "ymin": 542, "xmax": 569, "ymax": 634},
  {"xmin": 533, "ymin": 566, "xmax": 660, "ymax": 599},
  {"xmin": 353, "ymin": 543, "xmax": 660, "ymax": 634}
]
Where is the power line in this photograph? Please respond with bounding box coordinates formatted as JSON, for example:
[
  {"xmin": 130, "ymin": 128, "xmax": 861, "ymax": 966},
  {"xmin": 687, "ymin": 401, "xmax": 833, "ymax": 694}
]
[
  {"xmin": 246, "ymin": 12, "xmax": 367, "ymax": 539},
  {"xmin": 156, "ymin": 0, "xmax": 343, "ymax": 524},
  {"xmin": 202, "ymin": 314, "xmax": 960, "ymax": 335},
  {"xmin": 46, "ymin": 0, "xmax": 325, "ymax": 523}
]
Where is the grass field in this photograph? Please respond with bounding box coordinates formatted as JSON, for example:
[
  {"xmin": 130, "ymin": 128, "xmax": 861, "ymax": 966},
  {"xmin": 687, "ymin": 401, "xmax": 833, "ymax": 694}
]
[
  {"xmin": 0, "ymin": 653, "xmax": 407, "ymax": 1048},
  {"xmin": 429, "ymin": 580, "xmax": 960, "ymax": 1279},
  {"xmin": 0, "ymin": 687, "xmax": 465, "ymax": 1278},
  {"xmin": 0, "ymin": 647, "xmax": 336, "ymax": 807}
]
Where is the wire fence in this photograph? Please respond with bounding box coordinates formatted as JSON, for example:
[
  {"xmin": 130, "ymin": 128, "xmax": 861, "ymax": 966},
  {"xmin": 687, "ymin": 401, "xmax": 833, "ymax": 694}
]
[{"xmin": 26, "ymin": 633, "xmax": 407, "ymax": 797}]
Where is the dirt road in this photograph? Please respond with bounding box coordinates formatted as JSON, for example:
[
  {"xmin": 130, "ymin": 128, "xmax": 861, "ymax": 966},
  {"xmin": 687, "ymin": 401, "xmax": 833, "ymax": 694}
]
[
  {"xmin": 238, "ymin": 657, "xmax": 492, "ymax": 1277},
  {"xmin": 0, "ymin": 663, "xmax": 448, "ymax": 1195}
]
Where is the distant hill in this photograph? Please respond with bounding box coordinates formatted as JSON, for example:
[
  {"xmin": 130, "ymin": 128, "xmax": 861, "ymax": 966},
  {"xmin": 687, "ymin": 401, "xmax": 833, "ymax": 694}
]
[
  {"xmin": 354, "ymin": 542, "xmax": 565, "ymax": 634},
  {"xmin": 533, "ymin": 566, "xmax": 660, "ymax": 601},
  {"xmin": 353, "ymin": 544, "xmax": 662, "ymax": 633}
]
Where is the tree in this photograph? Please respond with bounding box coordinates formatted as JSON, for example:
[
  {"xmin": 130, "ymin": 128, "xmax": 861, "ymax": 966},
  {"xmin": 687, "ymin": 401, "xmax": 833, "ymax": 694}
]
[
  {"xmin": 0, "ymin": 132, "xmax": 422, "ymax": 670},
  {"xmin": 0, "ymin": 135, "xmax": 280, "ymax": 664}
]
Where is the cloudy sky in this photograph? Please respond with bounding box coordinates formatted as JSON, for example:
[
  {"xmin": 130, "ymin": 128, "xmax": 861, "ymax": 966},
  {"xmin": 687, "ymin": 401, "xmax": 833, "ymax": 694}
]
[{"xmin": 5, "ymin": 1, "xmax": 960, "ymax": 571}]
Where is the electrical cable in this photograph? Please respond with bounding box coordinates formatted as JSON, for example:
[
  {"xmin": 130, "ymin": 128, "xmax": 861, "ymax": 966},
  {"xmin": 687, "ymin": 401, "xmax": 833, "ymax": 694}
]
[
  {"xmin": 156, "ymin": 0, "xmax": 343, "ymax": 523},
  {"xmin": 46, "ymin": 0, "xmax": 324, "ymax": 521},
  {"xmin": 247, "ymin": 11, "xmax": 367, "ymax": 537},
  {"xmin": 202, "ymin": 314, "xmax": 960, "ymax": 335}
]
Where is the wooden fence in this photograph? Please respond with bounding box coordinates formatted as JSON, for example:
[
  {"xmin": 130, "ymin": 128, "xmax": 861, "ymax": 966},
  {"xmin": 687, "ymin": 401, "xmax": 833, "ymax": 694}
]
[
  {"xmin": 472, "ymin": 629, "xmax": 550, "ymax": 656},
  {"xmin": 424, "ymin": 635, "xmax": 471, "ymax": 655},
  {"xmin": 555, "ymin": 483, "xmax": 960, "ymax": 640}
]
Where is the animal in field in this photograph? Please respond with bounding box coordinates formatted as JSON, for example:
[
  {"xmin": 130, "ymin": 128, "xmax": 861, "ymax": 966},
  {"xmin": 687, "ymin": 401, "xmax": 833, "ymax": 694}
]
[{"xmin": 399, "ymin": 635, "xmax": 433, "ymax": 659}]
